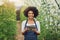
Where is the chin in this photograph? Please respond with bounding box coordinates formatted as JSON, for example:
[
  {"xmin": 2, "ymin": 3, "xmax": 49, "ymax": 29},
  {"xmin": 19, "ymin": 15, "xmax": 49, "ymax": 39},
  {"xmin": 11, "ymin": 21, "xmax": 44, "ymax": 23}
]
[{"xmin": 29, "ymin": 17, "xmax": 34, "ymax": 19}]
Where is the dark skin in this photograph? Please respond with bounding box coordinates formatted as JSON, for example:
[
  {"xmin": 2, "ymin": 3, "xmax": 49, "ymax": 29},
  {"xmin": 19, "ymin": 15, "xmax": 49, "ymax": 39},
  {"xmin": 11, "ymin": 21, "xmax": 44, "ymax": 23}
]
[{"xmin": 22, "ymin": 11, "xmax": 40, "ymax": 35}]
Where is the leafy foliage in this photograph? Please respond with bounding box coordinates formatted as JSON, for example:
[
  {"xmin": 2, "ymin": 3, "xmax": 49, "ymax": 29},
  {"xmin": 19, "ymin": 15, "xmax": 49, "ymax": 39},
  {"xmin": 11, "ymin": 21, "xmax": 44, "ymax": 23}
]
[{"xmin": 0, "ymin": 3, "xmax": 16, "ymax": 40}]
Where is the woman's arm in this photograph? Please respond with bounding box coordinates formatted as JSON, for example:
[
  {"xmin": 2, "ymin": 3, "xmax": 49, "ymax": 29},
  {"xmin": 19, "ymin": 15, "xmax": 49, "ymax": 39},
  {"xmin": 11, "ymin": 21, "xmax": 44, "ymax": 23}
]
[
  {"xmin": 21, "ymin": 21, "xmax": 26, "ymax": 35},
  {"xmin": 32, "ymin": 21, "xmax": 40, "ymax": 35},
  {"xmin": 37, "ymin": 21, "xmax": 40, "ymax": 35},
  {"xmin": 21, "ymin": 20, "xmax": 29, "ymax": 35}
]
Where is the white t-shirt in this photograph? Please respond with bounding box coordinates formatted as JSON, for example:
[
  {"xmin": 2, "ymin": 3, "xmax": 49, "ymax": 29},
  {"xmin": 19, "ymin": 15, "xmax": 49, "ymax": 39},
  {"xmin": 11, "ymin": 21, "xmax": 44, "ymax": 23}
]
[{"xmin": 21, "ymin": 19, "xmax": 40, "ymax": 33}]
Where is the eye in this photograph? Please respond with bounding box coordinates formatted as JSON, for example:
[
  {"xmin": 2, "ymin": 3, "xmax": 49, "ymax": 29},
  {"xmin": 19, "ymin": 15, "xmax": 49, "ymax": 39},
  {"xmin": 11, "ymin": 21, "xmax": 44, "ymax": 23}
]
[{"xmin": 28, "ymin": 13, "xmax": 33, "ymax": 14}]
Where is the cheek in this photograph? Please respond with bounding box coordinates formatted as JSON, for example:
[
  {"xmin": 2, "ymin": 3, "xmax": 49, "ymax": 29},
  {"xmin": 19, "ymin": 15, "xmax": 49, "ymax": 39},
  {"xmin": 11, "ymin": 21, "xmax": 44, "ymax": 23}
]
[{"xmin": 32, "ymin": 14, "xmax": 34, "ymax": 16}]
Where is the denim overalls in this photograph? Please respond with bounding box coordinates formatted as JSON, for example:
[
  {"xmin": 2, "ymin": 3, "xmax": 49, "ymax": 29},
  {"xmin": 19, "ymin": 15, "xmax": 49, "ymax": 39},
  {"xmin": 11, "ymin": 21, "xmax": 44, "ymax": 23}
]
[{"xmin": 24, "ymin": 19, "xmax": 38, "ymax": 40}]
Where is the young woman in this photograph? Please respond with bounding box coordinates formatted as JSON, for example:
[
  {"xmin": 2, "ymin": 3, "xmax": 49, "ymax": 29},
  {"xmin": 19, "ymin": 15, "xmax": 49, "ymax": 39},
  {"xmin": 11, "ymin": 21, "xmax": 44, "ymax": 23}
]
[{"xmin": 21, "ymin": 6, "xmax": 40, "ymax": 40}]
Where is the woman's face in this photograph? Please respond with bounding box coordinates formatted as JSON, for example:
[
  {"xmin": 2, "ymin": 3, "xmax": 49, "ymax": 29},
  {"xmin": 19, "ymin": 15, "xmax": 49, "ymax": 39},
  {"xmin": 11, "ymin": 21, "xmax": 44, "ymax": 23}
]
[{"xmin": 28, "ymin": 11, "xmax": 34, "ymax": 19}]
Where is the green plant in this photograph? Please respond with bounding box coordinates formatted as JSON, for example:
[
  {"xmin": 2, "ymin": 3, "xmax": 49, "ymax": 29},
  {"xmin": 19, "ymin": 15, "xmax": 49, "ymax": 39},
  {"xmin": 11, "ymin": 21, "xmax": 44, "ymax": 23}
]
[{"xmin": 0, "ymin": 3, "xmax": 16, "ymax": 40}]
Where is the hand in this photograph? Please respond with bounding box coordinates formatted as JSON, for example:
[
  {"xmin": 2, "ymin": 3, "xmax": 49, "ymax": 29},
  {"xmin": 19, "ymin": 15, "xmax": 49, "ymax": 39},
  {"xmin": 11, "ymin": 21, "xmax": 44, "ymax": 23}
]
[
  {"xmin": 32, "ymin": 29, "xmax": 40, "ymax": 35},
  {"xmin": 22, "ymin": 28, "xmax": 29, "ymax": 35},
  {"xmin": 32, "ymin": 28, "xmax": 37, "ymax": 32},
  {"xmin": 24, "ymin": 27, "xmax": 29, "ymax": 32}
]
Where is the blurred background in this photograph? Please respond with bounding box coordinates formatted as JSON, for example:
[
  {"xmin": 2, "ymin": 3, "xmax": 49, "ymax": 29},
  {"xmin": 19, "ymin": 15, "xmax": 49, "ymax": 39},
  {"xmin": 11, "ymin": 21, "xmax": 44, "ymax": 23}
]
[{"xmin": 0, "ymin": 0, "xmax": 60, "ymax": 40}]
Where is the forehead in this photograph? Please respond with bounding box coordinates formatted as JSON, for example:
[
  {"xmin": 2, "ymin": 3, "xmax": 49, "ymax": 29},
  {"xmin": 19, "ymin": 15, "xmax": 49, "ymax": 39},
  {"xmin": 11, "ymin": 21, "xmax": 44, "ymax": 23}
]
[{"xmin": 28, "ymin": 11, "xmax": 33, "ymax": 13}]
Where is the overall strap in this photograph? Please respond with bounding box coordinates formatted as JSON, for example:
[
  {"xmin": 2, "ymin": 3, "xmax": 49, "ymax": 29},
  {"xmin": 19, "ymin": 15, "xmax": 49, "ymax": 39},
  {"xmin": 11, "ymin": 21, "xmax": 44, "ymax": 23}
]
[
  {"xmin": 24, "ymin": 19, "xmax": 28, "ymax": 28},
  {"xmin": 33, "ymin": 19, "xmax": 38, "ymax": 30}
]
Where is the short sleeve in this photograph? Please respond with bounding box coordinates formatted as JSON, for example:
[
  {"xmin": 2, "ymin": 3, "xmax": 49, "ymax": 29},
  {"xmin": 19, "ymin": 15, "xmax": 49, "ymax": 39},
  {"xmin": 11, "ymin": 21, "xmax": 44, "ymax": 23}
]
[{"xmin": 36, "ymin": 21, "xmax": 40, "ymax": 33}]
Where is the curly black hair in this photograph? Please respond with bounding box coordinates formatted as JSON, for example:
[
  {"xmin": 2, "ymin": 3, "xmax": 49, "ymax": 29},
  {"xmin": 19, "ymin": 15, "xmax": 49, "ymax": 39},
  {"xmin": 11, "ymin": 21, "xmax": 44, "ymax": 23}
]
[{"xmin": 24, "ymin": 6, "xmax": 39, "ymax": 18}]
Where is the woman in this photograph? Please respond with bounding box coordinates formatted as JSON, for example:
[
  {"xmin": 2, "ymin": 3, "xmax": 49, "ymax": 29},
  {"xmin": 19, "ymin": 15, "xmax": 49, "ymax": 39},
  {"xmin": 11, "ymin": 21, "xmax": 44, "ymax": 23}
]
[{"xmin": 21, "ymin": 6, "xmax": 40, "ymax": 40}]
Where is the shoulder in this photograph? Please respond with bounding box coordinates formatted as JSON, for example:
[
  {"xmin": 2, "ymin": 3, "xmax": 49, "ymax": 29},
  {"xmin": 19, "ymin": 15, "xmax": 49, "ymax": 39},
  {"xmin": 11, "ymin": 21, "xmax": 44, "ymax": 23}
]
[
  {"xmin": 34, "ymin": 18, "xmax": 40, "ymax": 24},
  {"xmin": 22, "ymin": 20, "xmax": 26, "ymax": 24},
  {"xmin": 36, "ymin": 20, "xmax": 40, "ymax": 24}
]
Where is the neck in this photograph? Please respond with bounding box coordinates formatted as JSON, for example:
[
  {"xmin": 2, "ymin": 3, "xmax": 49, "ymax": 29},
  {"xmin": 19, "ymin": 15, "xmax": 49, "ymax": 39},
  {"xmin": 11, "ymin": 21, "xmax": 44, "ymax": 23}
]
[{"xmin": 28, "ymin": 18, "xmax": 34, "ymax": 21}]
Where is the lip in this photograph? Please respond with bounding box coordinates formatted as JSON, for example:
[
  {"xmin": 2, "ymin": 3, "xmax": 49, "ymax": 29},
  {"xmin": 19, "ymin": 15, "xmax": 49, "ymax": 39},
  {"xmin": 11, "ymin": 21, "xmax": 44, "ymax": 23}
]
[{"xmin": 28, "ymin": 16, "xmax": 34, "ymax": 17}]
